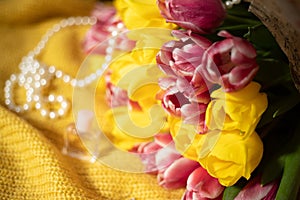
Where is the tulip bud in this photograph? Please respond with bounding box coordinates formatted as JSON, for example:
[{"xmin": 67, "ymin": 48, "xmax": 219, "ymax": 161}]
[{"xmin": 157, "ymin": 0, "xmax": 226, "ymax": 34}]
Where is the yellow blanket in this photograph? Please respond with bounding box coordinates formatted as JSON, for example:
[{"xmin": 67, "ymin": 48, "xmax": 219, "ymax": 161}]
[{"xmin": 0, "ymin": 0, "xmax": 183, "ymax": 199}]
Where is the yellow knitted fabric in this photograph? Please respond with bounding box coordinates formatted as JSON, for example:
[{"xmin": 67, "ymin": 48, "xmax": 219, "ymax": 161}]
[{"xmin": 0, "ymin": 0, "xmax": 184, "ymax": 199}]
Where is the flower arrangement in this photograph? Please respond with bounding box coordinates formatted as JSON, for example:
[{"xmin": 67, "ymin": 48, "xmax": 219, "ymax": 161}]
[{"xmin": 79, "ymin": 0, "xmax": 300, "ymax": 199}]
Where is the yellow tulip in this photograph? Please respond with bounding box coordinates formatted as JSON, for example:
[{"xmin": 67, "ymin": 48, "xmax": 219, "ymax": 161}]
[
  {"xmin": 205, "ymin": 82, "xmax": 268, "ymax": 138},
  {"xmin": 199, "ymin": 130, "xmax": 263, "ymax": 186},
  {"xmin": 98, "ymin": 43, "xmax": 172, "ymax": 150},
  {"xmin": 100, "ymin": 106, "xmax": 168, "ymax": 150},
  {"xmin": 114, "ymin": 0, "xmax": 177, "ymax": 29}
]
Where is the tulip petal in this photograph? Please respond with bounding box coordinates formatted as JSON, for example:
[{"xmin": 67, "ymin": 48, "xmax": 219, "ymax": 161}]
[
  {"xmin": 159, "ymin": 157, "xmax": 199, "ymax": 189},
  {"xmin": 187, "ymin": 167, "xmax": 224, "ymax": 199}
]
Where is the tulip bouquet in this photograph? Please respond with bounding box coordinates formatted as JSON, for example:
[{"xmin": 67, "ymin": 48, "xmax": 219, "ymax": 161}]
[{"xmin": 80, "ymin": 0, "xmax": 300, "ymax": 199}]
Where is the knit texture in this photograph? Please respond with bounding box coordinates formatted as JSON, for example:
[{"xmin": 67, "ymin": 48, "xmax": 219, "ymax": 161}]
[{"xmin": 0, "ymin": 0, "xmax": 184, "ymax": 199}]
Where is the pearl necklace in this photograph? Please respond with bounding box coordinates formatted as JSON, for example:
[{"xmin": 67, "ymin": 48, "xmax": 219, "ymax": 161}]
[{"xmin": 4, "ymin": 16, "xmax": 123, "ymax": 119}]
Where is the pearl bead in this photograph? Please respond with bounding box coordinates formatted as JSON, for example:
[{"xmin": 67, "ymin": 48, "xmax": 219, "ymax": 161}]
[
  {"xmin": 40, "ymin": 109, "xmax": 48, "ymax": 117},
  {"xmin": 58, "ymin": 109, "xmax": 65, "ymax": 116},
  {"xmin": 5, "ymin": 99, "xmax": 11, "ymax": 105},
  {"xmin": 225, "ymin": 1, "xmax": 233, "ymax": 9},
  {"xmin": 77, "ymin": 80, "xmax": 85, "ymax": 87},
  {"xmin": 105, "ymin": 55, "xmax": 112, "ymax": 62},
  {"xmin": 69, "ymin": 79, "xmax": 75, "ymax": 86},
  {"xmin": 117, "ymin": 23, "xmax": 124, "ymax": 29},
  {"xmin": 55, "ymin": 70, "xmax": 63, "ymax": 78},
  {"xmin": 106, "ymin": 47, "xmax": 113, "ymax": 54},
  {"xmin": 34, "ymin": 82, "xmax": 41, "ymax": 88},
  {"xmin": 35, "ymin": 103, "xmax": 41, "ymax": 109},
  {"xmin": 112, "ymin": 31, "xmax": 118, "ymax": 37},
  {"xmin": 15, "ymin": 107, "xmax": 21, "ymax": 113},
  {"xmin": 49, "ymin": 66, "xmax": 56, "ymax": 74},
  {"xmin": 4, "ymin": 93, "xmax": 10, "ymax": 98},
  {"xmin": 39, "ymin": 68, "xmax": 45, "ymax": 75},
  {"xmin": 40, "ymin": 79, "xmax": 47, "ymax": 86},
  {"xmin": 61, "ymin": 101, "xmax": 68, "ymax": 109},
  {"xmin": 96, "ymin": 69, "xmax": 103, "ymax": 76},
  {"xmin": 53, "ymin": 24, "xmax": 60, "ymax": 32},
  {"xmin": 89, "ymin": 17, "xmax": 97, "ymax": 25},
  {"xmin": 23, "ymin": 104, "xmax": 29, "ymax": 110},
  {"xmin": 10, "ymin": 74, "xmax": 17, "ymax": 81},
  {"xmin": 49, "ymin": 112, "xmax": 56, "ymax": 119},
  {"xmin": 33, "ymin": 95, "xmax": 39, "ymax": 101},
  {"xmin": 57, "ymin": 95, "xmax": 63, "ymax": 102},
  {"xmin": 48, "ymin": 94, "xmax": 55, "ymax": 102},
  {"xmin": 34, "ymin": 74, "xmax": 40, "ymax": 81},
  {"xmin": 225, "ymin": 0, "xmax": 242, "ymax": 9},
  {"xmin": 63, "ymin": 75, "xmax": 70, "ymax": 83},
  {"xmin": 90, "ymin": 73, "xmax": 97, "ymax": 81}
]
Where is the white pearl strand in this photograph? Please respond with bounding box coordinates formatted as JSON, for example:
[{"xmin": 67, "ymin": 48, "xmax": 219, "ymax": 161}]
[
  {"xmin": 225, "ymin": 0, "xmax": 242, "ymax": 9},
  {"xmin": 4, "ymin": 16, "xmax": 123, "ymax": 119}
]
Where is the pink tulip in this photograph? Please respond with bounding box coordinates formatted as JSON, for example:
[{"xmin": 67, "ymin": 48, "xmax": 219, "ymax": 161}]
[
  {"xmin": 157, "ymin": 76, "xmax": 209, "ymax": 132},
  {"xmin": 157, "ymin": 0, "xmax": 226, "ymax": 34},
  {"xmin": 131, "ymin": 141, "xmax": 163, "ymax": 174},
  {"xmin": 156, "ymin": 30, "xmax": 212, "ymax": 102},
  {"xmin": 198, "ymin": 30, "xmax": 259, "ymax": 92},
  {"xmin": 83, "ymin": 3, "xmax": 135, "ymax": 54},
  {"xmin": 157, "ymin": 30, "xmax": 212, "ymax": 77},
  {"xmin": 131, "ymin": 133, "xmax": 175, "ymax": 173},
  {"xmin": 182, "ymin": 167, "xmax": 225, "ymax": 200},
  {"xmin": 235, "ymin": 176, "xmax": 279, "ymax": 200},
  {"xmin": 156, "ymin": 30, "xmax": 211, "ymax": 129},
  {"xmin": 131, "ymin": 133, "xmax": 200, "ymax": 189},
  {"xmin": 157, "ymin": 76, "xmax": 208, "ymax": 133}
]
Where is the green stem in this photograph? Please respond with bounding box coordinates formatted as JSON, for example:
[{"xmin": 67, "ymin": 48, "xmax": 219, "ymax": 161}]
[
  {"xmin": 226, "ymin": 14, "xmax": 262, "ymax": 26},
  {"xmin": 217, "ymin": 24, "xmax": 253, "ymax": 31}
]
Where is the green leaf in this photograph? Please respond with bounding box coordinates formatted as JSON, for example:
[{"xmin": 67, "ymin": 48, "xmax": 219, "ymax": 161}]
[
  {"xmin": 261, "ymin": 155, "xmax": 284, "ymax": 185},
  {"xmin": 257, "ymin": 81, "xmax": 300, "ymax": 128},
  {"xmin": 275, "ymin": 119, "xmax": 300, "ymax": 200},
  {"xmin": 254, "ymin": 59, "xmax": 290, "ymax": 89},
  {"xmin": 244, "ymin": 24, "xmax": 288, "ymax": 65},
  {"xmin": 245, "ymin": 25, "xmax": 278, "ymax": 50},
  {"xmin": 258, "ymin": 106, "xmax": 300, "ymax": 199},
  {"xmin": 222, "ymin": 179, "xmax": 248, "ymax": 200}
]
